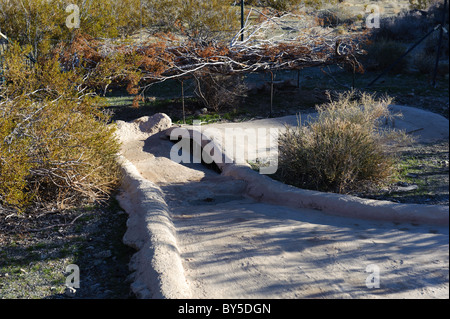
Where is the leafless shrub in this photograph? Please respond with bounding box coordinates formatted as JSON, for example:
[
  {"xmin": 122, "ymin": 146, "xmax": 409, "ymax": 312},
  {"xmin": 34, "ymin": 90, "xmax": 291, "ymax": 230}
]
[{"xmin": 194, "ymin": 72, "xmax": 247, "ymax": 112}]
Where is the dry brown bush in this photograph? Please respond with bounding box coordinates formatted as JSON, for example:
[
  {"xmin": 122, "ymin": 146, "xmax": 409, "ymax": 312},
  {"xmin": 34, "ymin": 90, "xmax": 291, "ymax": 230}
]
[
  {"xmin": 194, "ymin": 73, "xmax": 247, "ymax": 112},
  {"xmin": 278, "ymin": 91, "xmax": 411, "ymax": 194}
]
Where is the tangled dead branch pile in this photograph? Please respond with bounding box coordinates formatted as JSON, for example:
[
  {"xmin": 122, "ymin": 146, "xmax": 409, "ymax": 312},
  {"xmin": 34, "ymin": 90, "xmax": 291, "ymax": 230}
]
[{"xmin": 55, "ymin": 12, "xmax": 368, "ymax": 100}]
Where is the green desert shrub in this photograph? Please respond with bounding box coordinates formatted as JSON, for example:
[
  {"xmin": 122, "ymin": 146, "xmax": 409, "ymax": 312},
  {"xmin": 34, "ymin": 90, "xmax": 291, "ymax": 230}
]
[
  {"xmin": 374, "ymin": 2, "xmax": 447, "ymax": 43},
  {"xmin": 375, "ymin": 11, "xmax": 429, "ymax": 42},
  {"xmin": 277, "ymin": 91, "xmax": 409, "ymax": 194},
  {"xmin": 0, "ymin": 0, "xmax": 146, "ymax": 58},
  {"xmin": 409, "ymin": 0, "xmax": 440, "ymax": 10},
  {"xmin": 0, "ymin": 0, "xmax": 239, "ymax": 58},
  {"xmin": 363, "ymin": 39, "xmax": 409, "ymax": 73},
  {"xmin": 0, "ymin": 44, "xmax": 120, "ymax": 211}
]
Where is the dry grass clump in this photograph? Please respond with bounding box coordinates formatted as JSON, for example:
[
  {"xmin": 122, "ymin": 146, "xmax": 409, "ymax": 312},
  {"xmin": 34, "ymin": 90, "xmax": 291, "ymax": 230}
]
[
  {"xmin": 317, "ymin": 6, "xmax": 358, "ymax": 28},
  {"xmin": 278, "ymin": 91, "xmax": 410, "ymax": 194}
]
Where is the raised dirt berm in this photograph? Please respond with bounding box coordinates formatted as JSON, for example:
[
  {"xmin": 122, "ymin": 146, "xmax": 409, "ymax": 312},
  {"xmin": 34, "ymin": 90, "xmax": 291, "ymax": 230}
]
[
  {"xmin": 116, "ymin": 107, "xmax": 449, "ymax": 299},
  {"xmin": 164, "ymin": 105, "xmax": 449, "ymax": 225}
]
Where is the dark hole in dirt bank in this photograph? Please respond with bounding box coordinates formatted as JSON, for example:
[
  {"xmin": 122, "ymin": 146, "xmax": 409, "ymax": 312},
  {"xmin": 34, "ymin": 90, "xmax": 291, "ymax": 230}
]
[{"xmin": 169, "ymin": 135, "xmax": 222, "ymax": 174}]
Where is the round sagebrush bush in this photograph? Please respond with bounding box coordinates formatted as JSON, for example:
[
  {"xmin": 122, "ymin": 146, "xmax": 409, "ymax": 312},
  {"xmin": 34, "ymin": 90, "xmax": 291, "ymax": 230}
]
[
  {"xmin": 277, "ymin": 91, "xmax": 409, "ymax": 194},
  {"xmin": 362, "ymin": 39, "xmax": 409, "ymax": 73}
]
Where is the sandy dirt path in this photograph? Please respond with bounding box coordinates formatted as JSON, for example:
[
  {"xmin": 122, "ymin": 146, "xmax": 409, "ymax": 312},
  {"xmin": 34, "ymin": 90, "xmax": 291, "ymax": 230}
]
[
  {"xmin": 117, "ymin": 108, "xmax": 448, "ymax": 299},
  {"xmin": 163, "ymin": 167, "xmax": 448, "ymax": 299},
  {"xmin": 172, "ymin": 199, "xmax": 448, "ymax": 298}
]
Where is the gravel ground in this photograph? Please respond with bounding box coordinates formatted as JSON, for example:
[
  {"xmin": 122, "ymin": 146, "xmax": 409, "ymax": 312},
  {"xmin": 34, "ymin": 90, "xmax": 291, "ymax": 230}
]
[
  {"xmin": 357, "ymin": 140, "xmax": 449, "ymax": 206},
  {"xmin": 0, "ymin": 198, "xmax": 136, "ymax": 299}
]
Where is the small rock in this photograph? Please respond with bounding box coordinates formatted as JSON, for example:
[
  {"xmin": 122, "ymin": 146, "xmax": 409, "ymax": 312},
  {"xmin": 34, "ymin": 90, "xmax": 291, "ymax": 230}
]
[
  {"xmin": 134, "ymin": 113, "xmax": 172, "ymax": 135},
  {"xmin": 393, "ymin": 184, "xmax": 419, "ymax": 193},
  {"xmin": 144, "ymin": 96, "xmax": 156, "ymax": 103},
  {"xmin": 64, "ymin": 286, "xmax": 77, "ymax": 298},
  {"xmin": 397, "ymin": 181, "xmax": 409, "ymax": 187},
  {"xmin": 406, "ymin": 173, "xmax": 418, "ymax": 178}
]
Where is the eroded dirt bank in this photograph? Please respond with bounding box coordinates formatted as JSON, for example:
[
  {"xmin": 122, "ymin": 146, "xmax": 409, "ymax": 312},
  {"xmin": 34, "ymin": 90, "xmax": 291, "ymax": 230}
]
[{"xmin": 116, "ymin": 111, "xmax": 448, "ymax": 299}]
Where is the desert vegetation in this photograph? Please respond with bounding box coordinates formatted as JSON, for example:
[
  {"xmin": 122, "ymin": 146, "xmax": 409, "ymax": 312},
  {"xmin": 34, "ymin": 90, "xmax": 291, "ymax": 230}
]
[
  {"xmin": 0, "ymin": 0, "xmax": 448, "ymax": 299},
  {"xmin": 277, "ymin": 91, "xmax": 410, "ymax": 194},
  {"xmin": 0, "ymin": 43, "xmax": 120, "ymax": 211},
  {"xmin": 364, "ymin": 0, "xmax": 449, "ymax": 74},
  {"xmin": 1, "ymin": 0, "xmax": 447, "ymax": 211}
]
